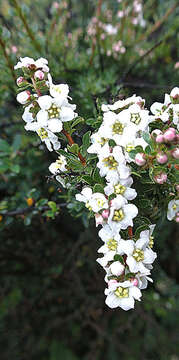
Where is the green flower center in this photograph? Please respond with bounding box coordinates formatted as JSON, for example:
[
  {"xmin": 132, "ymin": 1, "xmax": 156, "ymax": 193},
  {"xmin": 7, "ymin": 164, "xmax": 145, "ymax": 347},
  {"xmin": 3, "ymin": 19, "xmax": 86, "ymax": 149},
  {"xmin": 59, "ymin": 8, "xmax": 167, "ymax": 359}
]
[
  {"xmin": 107, "ymin": 238, "xmax": 118, "ymax": 251},
  {"xmin": 113, "ymin": 209, "xmax": 124, "ymax": 222},
  {"xmin": 114, "ymin": 184, "xmax": 126, "ymax": 195},
  {"xmin": 133, "ymin": 248, "xmax": 144, "ymax": 262},
  {"xmin": 55, "ymin": 157, "xmax": 64, "ymax": 169},
  {"xmin": 115, "ymin": 286, "xmax": 129, "ymax": 298},
  {"xmin": 149, "ymin": 235, "xmax": 154, "ymax": 248},
  {"xmin": 130, "ymin": 113, "xmax": 141, "ymax": 125},
  {"xmin": 48, "ymin": 104, "xmax": 60, "ymax": 119},
  {"xmin": 112, "ymin": 121, "xmax": 124, "ymax": 135},
  {"xmin": 103, "ymin": 156, "xmax": 118, "ymax": 170},
  {"xmin": 37, "ymin": 128, "xmax": 48, "ymax": 139}
]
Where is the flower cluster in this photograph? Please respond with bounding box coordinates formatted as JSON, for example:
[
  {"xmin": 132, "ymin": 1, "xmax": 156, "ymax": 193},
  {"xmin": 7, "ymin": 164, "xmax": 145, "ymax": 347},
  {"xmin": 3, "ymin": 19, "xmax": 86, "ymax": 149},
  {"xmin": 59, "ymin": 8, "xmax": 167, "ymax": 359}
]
[
  {"xmin": 76, "ymin": 95, "xmax": 158, "ymax": 310},
  {"xmin": 15, "ymin": 57, "xmax": 77, "ymax": 152},
  {"xmin": 15, "ymin": 57, "xmax": 178, "ymax": 311}
]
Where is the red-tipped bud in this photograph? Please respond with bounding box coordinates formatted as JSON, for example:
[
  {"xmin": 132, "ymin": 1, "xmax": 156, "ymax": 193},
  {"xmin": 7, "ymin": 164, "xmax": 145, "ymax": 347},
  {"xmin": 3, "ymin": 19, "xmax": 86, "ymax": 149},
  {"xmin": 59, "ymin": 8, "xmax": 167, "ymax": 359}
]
[
  {"xmin": 171, "ymin": 148, "xmax": 179, "ymax": 159},
  {"xmin": 34, "ymin": 70, "xmax": 45, "ymax": 80},
  {"xmin": 163, "ymin": 128, "xmax": 176, "ymax": 142},
  {"xmin": 154, "ymin": 172, "xmax": 167, "ymax": 184},
  {"xmin": 156, "ymin": 134, "xmax": 164, "ymax": 143}
]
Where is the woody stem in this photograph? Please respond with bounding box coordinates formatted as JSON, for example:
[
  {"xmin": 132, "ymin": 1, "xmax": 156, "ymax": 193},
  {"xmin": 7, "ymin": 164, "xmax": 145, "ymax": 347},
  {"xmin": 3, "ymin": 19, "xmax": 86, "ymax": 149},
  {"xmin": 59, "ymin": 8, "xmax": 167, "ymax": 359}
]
[{"xmin": 62, "ymin": 130, "xmax": 86, "ymax": 166}]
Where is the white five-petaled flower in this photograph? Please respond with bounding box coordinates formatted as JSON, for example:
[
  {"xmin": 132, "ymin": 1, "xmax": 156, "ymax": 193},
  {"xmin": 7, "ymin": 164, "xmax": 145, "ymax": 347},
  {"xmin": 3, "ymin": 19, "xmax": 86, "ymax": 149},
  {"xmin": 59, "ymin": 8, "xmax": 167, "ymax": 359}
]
[
  {"xmin": 167, "ymin": 199, "xmax": 179, "ymax": 221},
  {"xmin": 105, "ymin": 280, "xmax": 142, "ymax": 310},
  {"xmin": 107, "ymin": 195, "xmax": 138, "ymax": 232},
  {"xmin": 48, "ymin": 73, "xmax": 69, "ymax": 102},
  {"xmin": 97, "ymin": 144, "xmax": 130, "ymax": 184},
  {"xmin": 14, "ymin": 57, "xmax": 49, "ymax": 72},
  {"xmin": 97, "ymin": 225, "xmax": 122, "ymax": 267},
  {"xmin": 75, "ymin": 187, "xmax": 108, "ymax": 213},
  {"xmin": 118, "ymin": 238, "xmax": 157, "ymax": 275},
  {"xmin": 25, "ymin": 122, "xmax": 61, "ymax": 152},
  {"xmin": 101, "ymin": 95, "xmax": 144, "ymax": 112},
  {"xmin": 87, "ymin": 130, "xmax": 109, "ymax": 154},
  {"xmin": 49, "ymin": 155, "xmax": 67, "ymax": 174},
  {"xmin": 104, "ymin": 176, "xmax": 137, "ymax": 201}
]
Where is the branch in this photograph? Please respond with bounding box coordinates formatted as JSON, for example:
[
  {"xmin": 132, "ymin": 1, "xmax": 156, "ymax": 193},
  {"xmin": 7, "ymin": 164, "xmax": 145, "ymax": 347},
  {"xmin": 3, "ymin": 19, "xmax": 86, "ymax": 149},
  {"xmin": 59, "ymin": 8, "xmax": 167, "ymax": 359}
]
[
  {"xmin": 2, "ymin": 203, "xmax": 67, "ymax": 217},
  {"xmin": 0, "ymin": 36, "xmax": 16, "ymax": 82},
  {"xmin": 62, "ymin": 129, "xmax": 86, "ymax": 166}
]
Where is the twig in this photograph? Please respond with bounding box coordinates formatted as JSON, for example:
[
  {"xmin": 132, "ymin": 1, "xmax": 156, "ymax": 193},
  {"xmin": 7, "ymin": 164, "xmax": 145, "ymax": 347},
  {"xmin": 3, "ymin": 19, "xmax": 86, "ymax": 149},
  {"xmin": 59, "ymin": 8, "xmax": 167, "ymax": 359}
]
[
  {"xmin": 1, "ymin": 203, "xmax": 67, "ymax": 217},
  {"xmin": 119, "ymin": 39, "xmax": 164, "ymax": 84},
  {"xmin": 62, "ymin": 129, "xmax": 86, "ymax": 166},
  {"xmin": 0, "ymin": 36, "xmax": 16, "ymax": 82},
  {"xmin": 136, "ymin": 2, "xmax": 178, "ymax": 43},
  {"xmin": 12, "ymin": 0, "xmax": 42, "ymax": 53}
]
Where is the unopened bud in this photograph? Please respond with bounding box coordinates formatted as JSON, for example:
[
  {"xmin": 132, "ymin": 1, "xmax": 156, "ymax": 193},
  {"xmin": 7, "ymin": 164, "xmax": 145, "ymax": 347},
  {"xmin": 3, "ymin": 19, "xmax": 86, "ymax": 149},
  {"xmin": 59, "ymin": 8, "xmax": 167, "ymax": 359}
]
[
  {"xmin": 156, "ymin": 134, "xmax": 164, "ymax": 143},
  {"xmin": 131, "ymin": 278, "xmax": 138, "ymax": 286},
  {"xmin": 171, "ymin": 148, "xmax": 179, "ymax": 159},
  {"xmin": 34, "ymin": 70, "xmax": 45, "ymax": 80},
  {"xmin": 163, "ymin": 128, "xmax": 176, "ymax": 142},
  {"xmin": 16, "ymin": 76, "xmax": 27, "ymax": 87},
  {"xmin": 156, "ymin": 152, "xmax": 168, "ymax": 164},
  {"xmin": 95, "ymin": 213, "xmax": 104, "ymax": 226},
  {"xmin": 102, "ymin": 209, "xmax": 110, "ymax": 219},
  {"xmin": 0, "ymin": 215, "xmax": 3, "ymax": 222},
  {"xmin": 16, "ymin": 90, "xmax": 31, "ymax": 104},
  {"xmin": 135, "ymin": 153, "xmax": 146, "ymax": 166},
  {"xmin": 110, "ymin": 261, "xmax": 125, "ymax": 276},
  {"xmin": 176, "ymin": 185, "xmax": 179, "ymax": 192},
  {"xmin": 26, "ymin": 198, "xmax": 34, "ymax": 206},
  {"xmin": 154, "ymin": 172, "xmax": 167, "ymax": 184}
]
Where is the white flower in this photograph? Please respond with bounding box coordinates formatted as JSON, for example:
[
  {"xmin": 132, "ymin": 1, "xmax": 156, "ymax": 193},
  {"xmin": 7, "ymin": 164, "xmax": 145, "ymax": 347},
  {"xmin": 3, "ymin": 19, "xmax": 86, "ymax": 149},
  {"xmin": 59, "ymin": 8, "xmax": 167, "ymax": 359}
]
[
  {"xmin": 25, "ymin": 122, "xmax": 61, "ymax": 151},
  {"xmin": 49, "ymin": 155, "xmax": 67, "ymax": 174},
  {"xmin": 97, "ymin": 225, "xmax": 122, "ymax": 267},
  {"xmin": 123, "ymin": 104, "xmax": 150, "ymax": 133},
  {"xmin": 104, "ymin": 176, "xmax": 137, "ymax": 201},
  {"xmin": 104, "ymin": 24, "xmax": 118, "ymax": 35},
  {"xmin": 100, "ymin": 110, "xmax": 136, "ymax": 146},
  {"xmin": 107, "ymin": 195, "xmax": 138, "ymax": 232},
  {"xmin": 48, "ymin": 74, "xmax": 69, "ymax": 103},
  {"xmin": 101, "ymin": 95, "xmax": 144, "ymax": 112},
  {"xmin": 135, "ymin": 272, "xmax": 153, "ymax": 290},
  {"xmin": 14, "ymin": 57, "xmax": 49, "ymax": 72},
  {"xmin": 87, "ymin": 130, "xmax": 109, "ymax": 154},
  {"xmin": 105, "ymin": 280, "xmax": 142, "ymax": 310},
  {"xmin": 170, "ymin": 87, "xmax": 179, "ymax": 98},
  {"xmin": 167, "ymin": 199, "xmax": 179, "ymax": 221},
  {"xmin": 97, "ymin": 144, "xmax": 130, "ymax": 184},
  {"xmin": 75, "ymin": 187, "xmax": 93, "ymax": 211},
  {"xmin": 139, "ymin": 224, "xmax": 156, "ymax": 248},
  {"xmin": 37, "ymin": 94, "xmax": 77, "ymax": 128},
  {"xmin": 90, "ymin": 193, "xmax": 109, "ymax": 213},
  {"xmin": 119, "ymin": 238, "xmax": 157, "ymax": 275}
]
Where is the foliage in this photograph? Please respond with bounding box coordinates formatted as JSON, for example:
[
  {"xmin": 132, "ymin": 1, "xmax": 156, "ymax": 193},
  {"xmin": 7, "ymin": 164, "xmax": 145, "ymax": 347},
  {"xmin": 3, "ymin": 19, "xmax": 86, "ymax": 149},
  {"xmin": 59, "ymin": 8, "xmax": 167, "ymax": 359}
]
[{"xmin": 0, "ymin": 0, "xmax": 179, "ymax": 358}]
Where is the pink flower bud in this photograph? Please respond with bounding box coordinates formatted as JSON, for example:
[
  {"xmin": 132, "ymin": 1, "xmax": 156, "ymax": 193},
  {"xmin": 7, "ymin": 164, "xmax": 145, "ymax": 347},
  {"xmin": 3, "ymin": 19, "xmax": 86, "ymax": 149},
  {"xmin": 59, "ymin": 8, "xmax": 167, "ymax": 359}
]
[
  {"xmin": 163, "ymin": 128, "xmax": 176, "ymax": 142},
  {"xmin": 16, "ymin": 90, "xmax": 31, "ymax": 104},
  {"xmin": 135, "ymin": 153, "xmax": 146, "ymax": 166},
  {"xmin": 156, "ymin": 152, "xmax": 168, "ymax": 164},
  {"xmin": 154, "ymin": 172, "xmax": 167, "ymax": 184},
  {"xmin": 171, "ymin": 148, "xmax": 179, "ymax": 159},
  {"xmin": 34, "ymin": 70, "xmax": 45, "ymax": 80},
  {"xmin": 131, "ymin": 278, "xmax": 138, "ymax": 286},
  {"xmin": 102, "ymin": 209, "xmax": 110, "ymax": 219},
  {"xmin": 110, "ymin": 261, "xmax": 125, "ymax": 276},
  {"xmin": 95, "ymin": 213, "xmax": 104, "ymax": 226},
  {"xmin": 175, "ymin": 134, "xmax": 179, "ymax": 143},
  {"xmin": 108, "ymin": 279, "xmax": 118, "ymax": 287},
  {"xmin": 11, "ymin": 45, "xmax": 18, "ymax": 53},
  {"xmin": 156, "ymin": 134, "xmax": 164, "ymax": 143},
  {"xmin": 175, "ymin": 216, "xmax": 179, "ymax": 223},
  {"xmin": 16, "ymin": 76, "xmax": 26, "ymax": 86}
]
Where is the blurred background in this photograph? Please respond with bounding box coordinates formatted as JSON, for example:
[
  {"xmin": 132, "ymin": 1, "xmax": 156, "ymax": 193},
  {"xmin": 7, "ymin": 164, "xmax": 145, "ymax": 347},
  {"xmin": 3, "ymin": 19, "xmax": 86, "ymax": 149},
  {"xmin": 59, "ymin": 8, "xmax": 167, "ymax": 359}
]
[{"xmin": 0, "ymin": 0, "xmax": 179, "ymax": 359}]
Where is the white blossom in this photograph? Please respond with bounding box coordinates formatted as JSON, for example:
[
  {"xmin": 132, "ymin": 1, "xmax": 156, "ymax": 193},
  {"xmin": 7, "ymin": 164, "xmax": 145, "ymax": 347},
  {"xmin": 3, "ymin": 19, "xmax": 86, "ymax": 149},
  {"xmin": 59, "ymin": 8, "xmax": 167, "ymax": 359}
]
[
  {"xmin": 25, "ymin": 122, "xmax": 61, "ymax": 151},
  {"xmin": 104, "ymin": 176, "xmax": 137, "ymax": 201},
  {"xmin": 49, "ymin": 155, "xmax": 67, "ymax": 174},
  {"xmin": 107, "ymin": 195, "xmax": 138, "ymax": 232},
  {"xmin": 105, "ymin": 280, "xmax": 142, "ymax": 310},
  {"xmin": 167, "ymin": 199, "xmax": 179, "ymax": 221}
]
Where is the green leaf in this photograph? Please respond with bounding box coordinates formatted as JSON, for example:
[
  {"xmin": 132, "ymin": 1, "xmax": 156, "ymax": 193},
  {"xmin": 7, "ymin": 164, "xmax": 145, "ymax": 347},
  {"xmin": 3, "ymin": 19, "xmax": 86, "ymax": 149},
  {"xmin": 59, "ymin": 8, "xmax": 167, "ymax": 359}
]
[
  {"xmin": 71, "ymin": 116, "xmax": 84, "ymax": 128},
  {"xmin": 10, "ymin": 164, "xmax": 20, "ymax": 173},
  {"xmin": 142, "ymin": 132, "xmax": 152, "ymax": 145},
  {"xmin": 0, "ymin": 139, "xmax": 11, "ymax": 153},
  {"xmin": 113, "ymin": 254, "xmax": 124, "ymax": 264},
  {"xmin": 67, "ymin": 143, "xmax": 79, "ymax": 155},
  {"xmin": 81, "ymin": 175, "xmax": 93, "ymax": 185},
  {"xmin": 145, "ymin": 145, "xmax": 151, "ymax": 155},
  {"xmin": 82, "ymin": 131, "xmax": 91, "ymax": 147},
  {"xmin": 93, "ymin": 184, "xmax": 104, "ymax": 193},
  {"xmin": 12, "ymin": 134, "xmax": 22, "ymax": 151},
  {"xmin": 48, "ymin": 201, "xmax": 57, "ymax": 212}
]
